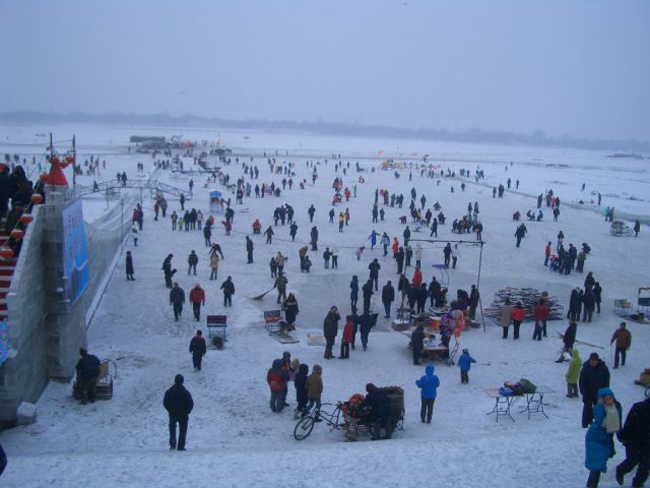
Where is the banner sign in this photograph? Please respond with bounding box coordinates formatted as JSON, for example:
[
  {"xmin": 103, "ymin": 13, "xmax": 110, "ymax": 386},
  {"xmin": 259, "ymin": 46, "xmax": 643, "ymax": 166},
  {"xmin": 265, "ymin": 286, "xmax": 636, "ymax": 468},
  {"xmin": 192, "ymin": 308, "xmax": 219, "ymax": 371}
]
[{"xmin": 62, "ymin": 199, "xmax": 89, "ymax": 304}]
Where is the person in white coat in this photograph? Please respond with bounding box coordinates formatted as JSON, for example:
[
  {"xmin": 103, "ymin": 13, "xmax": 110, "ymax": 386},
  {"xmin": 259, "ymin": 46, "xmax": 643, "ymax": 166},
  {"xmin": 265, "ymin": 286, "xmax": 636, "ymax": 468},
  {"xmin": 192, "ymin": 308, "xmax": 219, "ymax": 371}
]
[
  {"xmin": 331, "ymin": 246, "xmax": 339, "ymax": 269},
  {"xmin": 415, "ymin": 244, "xmax": 423, "ymax": 269},
  {"xmin": 451, "ymin": 244, "xmax": 459, "ymax": 269}
]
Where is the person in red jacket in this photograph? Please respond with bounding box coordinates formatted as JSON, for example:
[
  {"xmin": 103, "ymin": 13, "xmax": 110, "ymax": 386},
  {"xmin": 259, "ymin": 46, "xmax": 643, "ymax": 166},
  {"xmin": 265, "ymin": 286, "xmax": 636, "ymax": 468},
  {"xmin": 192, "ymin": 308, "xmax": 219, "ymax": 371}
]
[
  {"xmin": 340, "ymin": 316, "xmax": 354, "ymax": 359},
  {"xmin": 267, "ymin": 359, "xmax": 288, "ymax": 412},
  {"xmin": 189, "ymin": 284, "xmax": 206, "ymax": 321},
  {"xmin": 534, "ymin": 299, "xmax": 549, "ymax": 340},
  {"xmin": 392, "ymin": 237, "xmax": 399, "ymax": 258},
  {"xmin": 511, "ymin": 301, "xmax": 526, "ymax": 339},
  {"xmin": 544, "ymin": 241, "xmax": 552, "ymax": 266},
  {"xmin": 412, "ymin": 267, "xmax": 423, "ymax": 288}
]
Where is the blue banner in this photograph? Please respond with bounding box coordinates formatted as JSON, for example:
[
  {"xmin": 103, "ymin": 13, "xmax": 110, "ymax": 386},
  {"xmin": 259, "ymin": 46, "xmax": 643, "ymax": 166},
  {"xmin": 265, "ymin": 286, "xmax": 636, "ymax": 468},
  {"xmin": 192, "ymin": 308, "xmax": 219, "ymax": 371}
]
[
  {"xmin": 62, "ymin": 199, "xmax": 89, "ymax": 304},
  {"xmin": 0, "ymin": 318, "xmax": 8, "ymax": 365}
]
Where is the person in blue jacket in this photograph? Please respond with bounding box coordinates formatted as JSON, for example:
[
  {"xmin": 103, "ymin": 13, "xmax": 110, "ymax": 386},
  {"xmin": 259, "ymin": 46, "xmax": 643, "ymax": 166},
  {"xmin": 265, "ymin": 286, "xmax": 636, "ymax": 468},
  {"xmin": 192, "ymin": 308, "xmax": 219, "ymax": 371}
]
[
  {"xmin": 458, "ymin": 348, "xmax": 477, "ymax": 384},
  {"xmin": 415, "ymin": 365, "xmax": 440, "ymax": 424},
  {"xmin": 585, "ymin": 387, "xmax": 622, "ymax": 488}
]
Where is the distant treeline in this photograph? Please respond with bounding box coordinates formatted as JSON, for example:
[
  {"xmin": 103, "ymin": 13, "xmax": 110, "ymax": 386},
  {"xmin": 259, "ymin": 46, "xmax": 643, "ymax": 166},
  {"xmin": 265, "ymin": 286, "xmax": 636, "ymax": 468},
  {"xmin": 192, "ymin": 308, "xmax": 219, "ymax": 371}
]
[{"xmin": 1, "ymin": 110, "xmax": 648, "ymax": 153}]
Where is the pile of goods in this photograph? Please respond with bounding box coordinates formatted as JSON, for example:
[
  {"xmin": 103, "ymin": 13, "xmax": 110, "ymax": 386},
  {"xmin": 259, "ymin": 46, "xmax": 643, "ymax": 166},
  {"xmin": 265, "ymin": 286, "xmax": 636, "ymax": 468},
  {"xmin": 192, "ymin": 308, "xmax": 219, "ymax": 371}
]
[{"xmin": 485, "ymin": 287, "xmax": 564, "ymax": 323}]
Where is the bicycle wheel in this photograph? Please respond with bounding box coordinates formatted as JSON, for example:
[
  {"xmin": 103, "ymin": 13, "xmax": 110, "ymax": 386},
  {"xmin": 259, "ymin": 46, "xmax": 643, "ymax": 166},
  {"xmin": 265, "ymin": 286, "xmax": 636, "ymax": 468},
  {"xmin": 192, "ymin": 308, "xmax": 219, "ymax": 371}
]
[{"xmin": 293, "ymin": 415, "xmax": 315, "ymax": 440}]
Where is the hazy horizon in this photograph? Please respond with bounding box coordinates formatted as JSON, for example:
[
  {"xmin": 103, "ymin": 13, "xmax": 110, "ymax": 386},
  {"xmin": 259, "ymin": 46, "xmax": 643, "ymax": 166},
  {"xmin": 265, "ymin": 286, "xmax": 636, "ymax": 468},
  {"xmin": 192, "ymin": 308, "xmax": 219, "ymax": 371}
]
[{"xmin": 1, "ymin": 0, "xmax": 648, "ymax": 142}]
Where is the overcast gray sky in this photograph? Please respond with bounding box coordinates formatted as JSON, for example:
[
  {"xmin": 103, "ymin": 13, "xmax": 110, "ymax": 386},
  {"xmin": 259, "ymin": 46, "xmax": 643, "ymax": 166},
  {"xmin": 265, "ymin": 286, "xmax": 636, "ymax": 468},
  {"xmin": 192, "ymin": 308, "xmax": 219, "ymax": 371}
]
[{"xmin": 1, "ymin": 0, "xmax": 649, "ymax": 141}]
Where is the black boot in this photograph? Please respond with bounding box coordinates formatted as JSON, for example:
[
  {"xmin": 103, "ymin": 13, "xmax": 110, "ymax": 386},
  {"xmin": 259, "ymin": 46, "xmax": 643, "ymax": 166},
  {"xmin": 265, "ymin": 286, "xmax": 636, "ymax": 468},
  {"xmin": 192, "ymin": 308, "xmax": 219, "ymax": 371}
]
[{"xmin": 587, "ymin": 470, "xmax": 601, "ymax": 488}]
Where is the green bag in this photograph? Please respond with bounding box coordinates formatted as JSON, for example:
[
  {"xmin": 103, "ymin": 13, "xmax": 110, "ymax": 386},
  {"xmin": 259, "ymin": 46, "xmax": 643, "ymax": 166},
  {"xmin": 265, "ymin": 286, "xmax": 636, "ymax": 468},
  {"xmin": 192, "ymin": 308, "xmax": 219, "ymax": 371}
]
[{"xmin": 519, "ymin": 378, "xmax": 537, "ymax": 394}]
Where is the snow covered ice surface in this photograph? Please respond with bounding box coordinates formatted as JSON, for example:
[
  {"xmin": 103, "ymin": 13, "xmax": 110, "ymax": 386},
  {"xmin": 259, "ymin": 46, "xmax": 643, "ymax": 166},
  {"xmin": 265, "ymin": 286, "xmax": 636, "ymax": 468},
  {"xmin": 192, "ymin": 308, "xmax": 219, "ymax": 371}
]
[{"xmin": 1, "ymin": 124, "xmax": 649, "ymax": 488}]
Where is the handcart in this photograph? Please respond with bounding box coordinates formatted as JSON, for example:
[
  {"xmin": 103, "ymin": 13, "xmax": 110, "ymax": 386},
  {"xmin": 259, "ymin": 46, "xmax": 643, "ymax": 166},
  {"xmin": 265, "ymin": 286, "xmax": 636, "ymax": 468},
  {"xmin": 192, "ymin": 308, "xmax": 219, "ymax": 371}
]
[{"xmin": 294, "ymin": 387, "xmax": 405, "ymax": 441}]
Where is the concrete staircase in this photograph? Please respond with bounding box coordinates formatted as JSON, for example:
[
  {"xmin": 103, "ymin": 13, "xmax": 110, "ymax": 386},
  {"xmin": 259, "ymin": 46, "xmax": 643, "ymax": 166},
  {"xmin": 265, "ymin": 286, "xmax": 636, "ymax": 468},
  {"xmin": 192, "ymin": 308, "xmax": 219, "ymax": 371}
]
[{"xmin": 0, "ymin": 229, "xmax": 16, "ymax": 322}]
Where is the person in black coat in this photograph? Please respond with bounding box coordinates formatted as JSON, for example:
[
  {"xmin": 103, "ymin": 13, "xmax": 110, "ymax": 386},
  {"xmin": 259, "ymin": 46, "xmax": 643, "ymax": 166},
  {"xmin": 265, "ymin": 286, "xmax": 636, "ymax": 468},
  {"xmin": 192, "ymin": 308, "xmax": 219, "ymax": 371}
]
[
  {"xmin": 0, "ymin": 439, "xmax": 6, "ymax": 477},
  {"xmin": 220, "ymin": 276, "xmax": 235, "ymax": 307},
  {"xmin": 162, "ymin": 254, "xmax": 175, "ymax": 288},
  {"xmin": 169, "ymin": 282, "xmax": 185, "ymax": 321},
  {"xmin": 582, "ymin": 289, "xmax": 595, "ymax": 322},
  {"xmin": 416, "ymin": 284, "xmax": 429, "ymax": 313},
  {"xmin": 362, "ymin": 279, "xmax": 374, "ymax": 314},
  {"xmin": 382, "ymin": 281, "xmax": 395, "ymax": 318},
  {"xmin": 361, "ymin": 384, "xmax": 392, "ymax": 440},
  {"xmin": 368, "ymin": 259, "xmax": 381, "ymax": 291},
  {"xmin": 579, "ymin": 352, "xmax": 611, "ymax": 428},
  {"xmin": 429, "ymin": 278, "xmax": 441, "ymax": 307},
  {"xmin": 616, "ymin": 396, "xmax": 650, "ymax": 487},
  {"xmin": 246, "ymin": 236, "xmax": 254, "ymax": 263},
  {"xmin": 514, "ymin": 224, "xmax": 527, "ymax": 247},
  {"xmin": 163, "ymin": 374, "xmax": 194, "ymax": 450},
  {"xmin": 593, "ymin": 282, "xmax": 602, "ymax": 314},
  {"xmin": 358, "ymin": 311, "xmax": 376, "ymax": 351},
  {"xmin": 75, "ymin": 348, "xmax": 101, "ymax": 405},
  {"xmin": 350, "ymin": 276, "xmax": 359, "ymax": 311},
  {"xmin": 443, "ymin": 243, "xmax": 452, "ymax": 267},
  {"xmin": 294, "ymin": 363, "xmax": 309, "ymax": 418},
  {"xmin": 189, "ymin": 330, "xmax": 207, "ymax": 371},
  {"xmin": 556, "ymin": 319, "xmax": 578, "ymax": 362},
  {"xmin": 310, "ymin": 226, "xmax": 319, "ymax": 251},
  {"xmin": 411, "ymin": 324, "xmax": 424, "ymax": 365},
  {"xmin": 396, "ymin": 247, "xmax": 405, "ymax": 275},
  {"xmin": 468, "ymin": 285, "xmax": 479, "ymax": 319},
  {"xmin": 125, "ymin": 251, "xmax": 135, "ymax": 280},
  {"xmin": 187, "ymin": 250, "xmax": 198, "ymax": 276}
]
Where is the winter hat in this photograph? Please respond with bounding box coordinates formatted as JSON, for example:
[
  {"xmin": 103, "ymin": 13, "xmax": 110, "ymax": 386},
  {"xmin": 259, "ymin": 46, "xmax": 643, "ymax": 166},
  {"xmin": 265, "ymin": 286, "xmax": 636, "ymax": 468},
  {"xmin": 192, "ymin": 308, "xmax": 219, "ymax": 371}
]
[
  {"xmin": 597, "ymin": 387, "xmax": 614, "ymax": 399},
  {"xmin": 175, "ymin": 374, "xmax": 184, "ymax": 385},
  {"xmin": 365, "ymin": 383, "xmax": 377, "ymax": 392},
  {"xmin": 589, "ymin": 352, "xmax": 599, "ymax": 361},
  {"xmin": 282, "ymin": 351, "xmax": 291, "ymax": 358},
  {"xmin": 462, "ymin": 348, "xmax": 469, "ymax": 354},
  {"xmin": 196, "ymin": 330, "xmax": 202, "ymax": 336}
]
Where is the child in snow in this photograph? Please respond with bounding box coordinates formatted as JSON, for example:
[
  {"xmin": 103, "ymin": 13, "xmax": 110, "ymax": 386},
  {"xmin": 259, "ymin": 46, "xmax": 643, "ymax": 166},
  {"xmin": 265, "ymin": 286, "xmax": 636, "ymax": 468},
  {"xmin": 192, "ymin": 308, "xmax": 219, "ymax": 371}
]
[
  {"xmin": 565, "ymin": 349, "xmax": 581, "ymax": 398},
  {"xmin": 270, "ymin": 257, "xmax": 278, "ymax": 277},
  {"xmin": 132, "ymin": 223, "xmax": 138, "ymax": 246},
  {"xmin": 289, "ymin": 358, "xmax": 300, "ymax": 382},
  {"xmin": 356, "ymin": 246, "xmax": 365, "ymax": 260},
  {"xmin": 457, "ymin": 348, "xmax": 476, "ymax": 384},
  {"xmin": 306, "ymin": 364, "xmax": 323, "ymax": 419}
]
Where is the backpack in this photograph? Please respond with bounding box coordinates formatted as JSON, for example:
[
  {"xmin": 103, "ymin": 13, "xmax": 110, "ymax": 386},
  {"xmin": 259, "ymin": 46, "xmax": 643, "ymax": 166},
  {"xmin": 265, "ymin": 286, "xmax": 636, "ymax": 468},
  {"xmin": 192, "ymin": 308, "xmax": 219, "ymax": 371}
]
[{"xmin": 519, "ymin": 378, "xmax": 537, "ymax": 394}]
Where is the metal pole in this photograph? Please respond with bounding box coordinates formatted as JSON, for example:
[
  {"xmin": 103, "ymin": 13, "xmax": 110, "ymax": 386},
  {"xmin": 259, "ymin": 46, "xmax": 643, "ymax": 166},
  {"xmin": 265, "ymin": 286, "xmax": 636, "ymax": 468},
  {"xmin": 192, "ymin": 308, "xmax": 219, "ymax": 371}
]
[
  {"xmin": 121, "ymin": 198, "xmax": 124, "ymax": 250},
  {"xmin": 72, "ymin": 135, "xmax": 76, "ymax": 191}
]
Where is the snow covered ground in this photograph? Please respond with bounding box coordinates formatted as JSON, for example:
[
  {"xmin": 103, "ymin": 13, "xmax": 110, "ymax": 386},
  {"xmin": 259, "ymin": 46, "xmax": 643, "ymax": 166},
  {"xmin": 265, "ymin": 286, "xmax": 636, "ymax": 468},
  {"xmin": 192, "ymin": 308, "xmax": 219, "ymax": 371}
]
[{"xmin": 1, "ymin": 124, "xmax": 649, "ymax": 488}]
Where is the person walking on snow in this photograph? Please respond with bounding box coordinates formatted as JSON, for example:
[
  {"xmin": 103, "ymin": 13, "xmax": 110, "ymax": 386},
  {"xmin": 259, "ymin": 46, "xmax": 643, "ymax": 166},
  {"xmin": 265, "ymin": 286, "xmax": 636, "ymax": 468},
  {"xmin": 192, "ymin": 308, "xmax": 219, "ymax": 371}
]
[
  {"xmin": 584, "ymin": 388, "xmax": 622, "ymax": 488},
  {"xmin": 610, "ymin": 322, "xmax": 632, "ymax": 369},
  {"xmin": 458, "ymin": 348, "xmax": 476, "ymax": 383},
  {"xmin": 189, "ymin": 330, "xmax": 206, "ymax": 371},
  {"xmin": 163, "ymin": 374, "xmax": 194, "ymax": 451},
  {"xmin": 579, "ymin": 352, "xmax": 611, "ymax": 428},
  {"xmin": 187, "ymin": 250, "xmax": 198, "ymax": 276},
  {"xmin": 189, "ymin": 284, "xmax": 205, "ymax": 321},
  {"xmin": 220, "ymin": 276, "xmax": 235, "ymax": 307},
  {"xmin": 615, "ymin": 395, "xmax": 650, "ymax": 487},
  {"xmin": 415, "ymin": 365, "xmax": 440, "ymax": 424},
  {"xmin": 125, "ymin": 251, "xmax": 135, "ymax": 280},
  {"xmin": 169, "ymin": 282, "xmax": 185, "ymax": 321}
]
